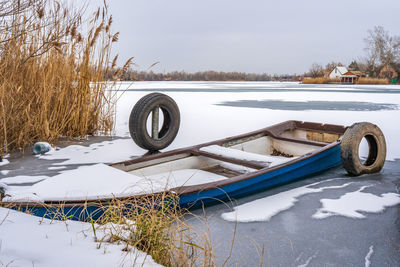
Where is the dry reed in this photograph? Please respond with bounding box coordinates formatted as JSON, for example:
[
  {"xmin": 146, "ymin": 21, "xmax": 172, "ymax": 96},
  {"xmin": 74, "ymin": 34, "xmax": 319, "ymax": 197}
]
[
  {"xmin": 0, "ymin": 0, "xmax": 128, "ymax": 154},
  {"xmin": 301, "ymin": 77, "xmax": 340, "ymax": 84},
  {"xmin": 94, "ymin": 194, "xmax": 215, "ymax": 266},
  {"xmin": 356, "ymin": 77, "xmax": 389, "ymax": 84}
]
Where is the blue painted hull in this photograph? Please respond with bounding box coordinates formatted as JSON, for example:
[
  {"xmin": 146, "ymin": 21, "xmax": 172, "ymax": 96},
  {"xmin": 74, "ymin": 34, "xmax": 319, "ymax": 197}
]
[
  {"xmin": 9, "ymin": 143, "xmax": 341, "ymax": 221},
  {"xmin": 179, "ymin": 143, "xmax": 341, "ymax": 208}
]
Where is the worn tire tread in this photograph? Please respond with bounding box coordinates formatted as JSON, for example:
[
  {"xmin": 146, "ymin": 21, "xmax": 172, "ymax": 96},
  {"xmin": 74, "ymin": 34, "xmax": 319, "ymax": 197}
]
[
  {"xmin": 129, "ymin": 93, "xmax": 180, "ymax": 151},
  {"xmin": 340, "ymin": 122, "xmax": 386, "ymax": 176}
]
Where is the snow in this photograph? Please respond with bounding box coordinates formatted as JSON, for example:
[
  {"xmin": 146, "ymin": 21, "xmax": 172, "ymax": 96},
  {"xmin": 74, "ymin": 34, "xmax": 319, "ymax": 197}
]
[
  {"xmin": 0, "ymin": 170, "xmax": 10, "ymax": 175},
  {"xmin": 222, "ymin": 182, "xmax": 400, "ymax": 222},
  {"xmin": 0, "ymin": 207, "xmax": 160, "ymax": 267},
  {"xmin": 1, "ymin": 175, "xmax": 47, "ymax": 185},
  {"xmin": 144, "ymin": 168, "xmax": 228, "ymax": 188},
  {"xmin": 2, "ymin": 164, "xmax": 228, "ymax": 202},
  {"xmin": 0, "ymin": 158, "xmax": 9, "ymax": 167},
  {"xmin": 38, "ymin": 138, "xmax": 144, "ymax": 165},
  {"xmin": 220, "ymin": 162, "xmax": 256, "ymax": 173},
  {"xmin": 200, "ymin": 145, "xmax": 294, "ymax": 167},
  {"xmin": 312, "ymin": 186, "xmax": 400, "ymax": 219},
  {"xmin": 297, "ymin": 254, "xmax": 317, "ymax": 267},
  {"xmin": 221, "ymin": 180, "xmax": 353, "ymax": 222},
  {"xmin": 48, "ymin": 166, "xmax": 66, "ymax": 170},
  {"xmin": 364, "ymin": 245, "xmax": 374, "ymax": 267}
]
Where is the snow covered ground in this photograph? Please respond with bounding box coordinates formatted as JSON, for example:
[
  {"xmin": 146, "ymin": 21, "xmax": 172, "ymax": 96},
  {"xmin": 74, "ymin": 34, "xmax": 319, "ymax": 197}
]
[
  {"xmin": 1, "ymin": 81, "xmax": 400, "ymax": 266},
  {"xmin": 0, "ymin": 207, "xmax": 160, "ymax": 267}
]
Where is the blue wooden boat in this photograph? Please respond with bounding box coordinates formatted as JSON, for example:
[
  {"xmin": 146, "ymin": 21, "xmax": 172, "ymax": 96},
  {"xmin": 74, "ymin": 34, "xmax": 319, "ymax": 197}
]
[{"xmin": 1, "ymin": 120, "xmax": 349, "ymax": 221}]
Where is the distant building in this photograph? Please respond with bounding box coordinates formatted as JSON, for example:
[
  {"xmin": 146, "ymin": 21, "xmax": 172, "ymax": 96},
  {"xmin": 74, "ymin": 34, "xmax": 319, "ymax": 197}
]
[
  {"xmin": 379, "ymin": 65, "xmax": 398, "ymax": 79},
  {"xmin": 328, "ymin": 66, "xmax": 366, "ymax": 83},
  {"xmin": 329, "ymin": 66, "xmax": 348, "ymax": 78}
]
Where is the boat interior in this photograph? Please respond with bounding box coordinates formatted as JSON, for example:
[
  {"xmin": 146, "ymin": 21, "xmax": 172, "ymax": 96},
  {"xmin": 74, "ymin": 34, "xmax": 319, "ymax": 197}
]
[{"xmin": 112, "ymin": 121, "xmax": 346, "ymax": 183}]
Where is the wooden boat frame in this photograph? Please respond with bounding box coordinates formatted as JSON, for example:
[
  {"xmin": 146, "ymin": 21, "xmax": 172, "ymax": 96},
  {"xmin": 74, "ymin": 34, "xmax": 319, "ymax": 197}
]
[{"xmin": 1, "ymin": 120, "xmax": 348, "ymax": 220}]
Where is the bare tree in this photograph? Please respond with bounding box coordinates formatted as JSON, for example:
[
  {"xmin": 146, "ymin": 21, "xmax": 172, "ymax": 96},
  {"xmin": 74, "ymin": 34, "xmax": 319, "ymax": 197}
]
[
  {"xmin": 325, "ymin": 61, "xmax": 343, "ymax": 72},
  {"xmin": 308, "ymin": 63, "xmax": 324, "ymax": 78},
  {"xmin": 364, "ymin": 26, "xmax": 400, "ymax": 70}
]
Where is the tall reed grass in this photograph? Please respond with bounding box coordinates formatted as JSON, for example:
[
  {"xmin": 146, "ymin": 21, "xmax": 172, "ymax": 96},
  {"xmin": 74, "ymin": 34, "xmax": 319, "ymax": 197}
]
[
  {"xmin": 301, "ymin": 77, "xmax": 340, "ymax": 84},
  {"xmin": 0, "ymin": 0, "xmax": 129, "ymax": 154},
  {"xmin": 302, "ymin": 76, "xmax": 390, "ymax": 85},
  {"xmin": 356, "ymin": 77, "xmax": 389, "ymax": 84}
]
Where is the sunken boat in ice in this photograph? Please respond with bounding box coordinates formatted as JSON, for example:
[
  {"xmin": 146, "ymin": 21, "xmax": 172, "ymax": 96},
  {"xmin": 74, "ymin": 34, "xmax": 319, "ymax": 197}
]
[{"xmin": 0, "ymin": 120, "xmax": 386, "ymax": 221}]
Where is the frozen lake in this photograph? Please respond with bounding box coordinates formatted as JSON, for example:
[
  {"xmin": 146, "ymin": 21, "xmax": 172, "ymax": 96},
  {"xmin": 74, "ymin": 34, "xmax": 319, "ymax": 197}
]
[{"xmin": 1, "ymin": 81, "xmax": 400, "ymax": 266}]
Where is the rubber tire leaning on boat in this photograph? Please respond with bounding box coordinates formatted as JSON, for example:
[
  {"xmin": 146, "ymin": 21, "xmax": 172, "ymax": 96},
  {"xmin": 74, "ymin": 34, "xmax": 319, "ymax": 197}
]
[
  {"xmin": 129, "ymin": 93, "xmax": 180, "ymax": 151},
  {"xmin": 340, "ymin": 122, "xmax": 386, "ymax": 176}
]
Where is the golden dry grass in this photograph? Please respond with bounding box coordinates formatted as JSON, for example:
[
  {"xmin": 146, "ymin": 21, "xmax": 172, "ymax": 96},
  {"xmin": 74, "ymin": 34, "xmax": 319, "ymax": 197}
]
[
  {"xmin": 96, "ymin": 194, "xmax": 216, "ymax": 266},
  {"xmin": 356, "ymin": 77, "xmax": 389, "ymax": 84},
  {"xmin": 301, "ymin": 77, "xmax": 340, "ymax": 84},
  {"xmin": 0, "ymin": 0, "xmax": 129, "ymax": 154}
]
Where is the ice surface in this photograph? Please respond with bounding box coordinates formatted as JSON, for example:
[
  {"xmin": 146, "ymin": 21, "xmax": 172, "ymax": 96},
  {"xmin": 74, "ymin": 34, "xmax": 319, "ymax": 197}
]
[
  {"xmin": 0, "ymin": 207, "xmax": 160, "ymax": 267},
  {"xmin": 221, "ymin": 180, "xmax": 353, "ymax": 222},
  {"xmin": 312, "ymin": 186, "xmax": 400, "ymax": 219}
]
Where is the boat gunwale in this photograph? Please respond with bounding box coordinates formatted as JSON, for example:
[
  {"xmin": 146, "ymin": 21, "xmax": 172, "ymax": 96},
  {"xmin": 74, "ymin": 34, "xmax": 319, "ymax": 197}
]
[{"xmin": 111, "ymin": 120, "xmax": 346, "ymax": 167}]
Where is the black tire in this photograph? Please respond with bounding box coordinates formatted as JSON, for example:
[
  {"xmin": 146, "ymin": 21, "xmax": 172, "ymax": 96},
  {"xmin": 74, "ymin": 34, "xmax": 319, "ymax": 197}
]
[
  {"xmin": 129, "ymin": 93, "xmax": 180, "ymax": 151},
  {"xmin": 340, "ymin": 122, "xmax": 386, "ymax": 176}
]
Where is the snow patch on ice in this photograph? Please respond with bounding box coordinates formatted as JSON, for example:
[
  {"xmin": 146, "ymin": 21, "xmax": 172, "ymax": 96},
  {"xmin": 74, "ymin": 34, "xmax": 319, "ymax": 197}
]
[
  {"xmin": 48, "ymin": 166, "xmax": 67, "ymax": 170},
  {"xmin": 365, "ymin": 245, "xmax": 374, "ymax": 267},
  {"xmin": 1, "ymin": 175, "xmax": 47, "ymax": 185},
  {"xmin": 297, "ymin": 253, "xmax": 317, "ymax": 267},
  {"xmin": 221, "ymin": 180, "xmax": 353, "ymax": 222},
  {"xmin": 312, "ymin": 186, "xmax": 400, "ymax": 219},
  {"xmin": 38, "ymin": 138, "xmax": 144, "ymax": 165},
  {"xmin": 0, "ymin": 158, "xmax": 9, "ymax": 166},
  {"xmin": 0, "ymin": 169, "xmax": 10, "ymax": 175}
]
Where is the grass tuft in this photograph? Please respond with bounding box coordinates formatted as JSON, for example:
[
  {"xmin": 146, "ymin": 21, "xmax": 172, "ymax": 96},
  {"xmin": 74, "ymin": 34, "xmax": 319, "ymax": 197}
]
[{"xmin": 95, "ymin": 194, "xmax": 216, "ymax": 266}]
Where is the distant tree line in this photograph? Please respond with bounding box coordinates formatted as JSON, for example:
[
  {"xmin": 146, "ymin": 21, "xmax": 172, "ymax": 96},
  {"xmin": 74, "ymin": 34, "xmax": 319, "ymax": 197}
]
[
  {"xmin": 307, "ymin": 26, "xmax": 400, "ymax": 79},
  {"xmin": 110, "ymin": 70, "xmax": 301, "ymax": 82}
]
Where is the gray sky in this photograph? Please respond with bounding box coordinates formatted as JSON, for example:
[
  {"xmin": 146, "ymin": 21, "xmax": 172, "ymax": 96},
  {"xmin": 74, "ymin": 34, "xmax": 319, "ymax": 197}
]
[{"xmin": 105, "ymin": 0, "xmax": 400, "ymax": 74}]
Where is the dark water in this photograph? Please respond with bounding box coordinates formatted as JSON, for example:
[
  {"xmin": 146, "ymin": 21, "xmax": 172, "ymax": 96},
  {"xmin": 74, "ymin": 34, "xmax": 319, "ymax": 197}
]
[
  {"xmin": 217, "ymin": 100, "xmax": 398, "ymax": 111},
  {"xmin": 124, "ymin": 83, "xmax": 400, "ymax": 95}
]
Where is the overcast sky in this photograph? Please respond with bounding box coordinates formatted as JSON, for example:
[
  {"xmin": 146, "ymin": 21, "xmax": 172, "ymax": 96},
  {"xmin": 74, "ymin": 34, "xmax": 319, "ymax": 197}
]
[{"xmin": 104, "ymin": 0, "xmax": 400, "ymax": 74}]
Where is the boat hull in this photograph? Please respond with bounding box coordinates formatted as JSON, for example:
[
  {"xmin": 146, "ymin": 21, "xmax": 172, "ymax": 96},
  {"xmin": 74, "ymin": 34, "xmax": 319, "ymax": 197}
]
[{"xmin": 7, "ymin": 143, "xmax": 341, "ymax": 221}]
